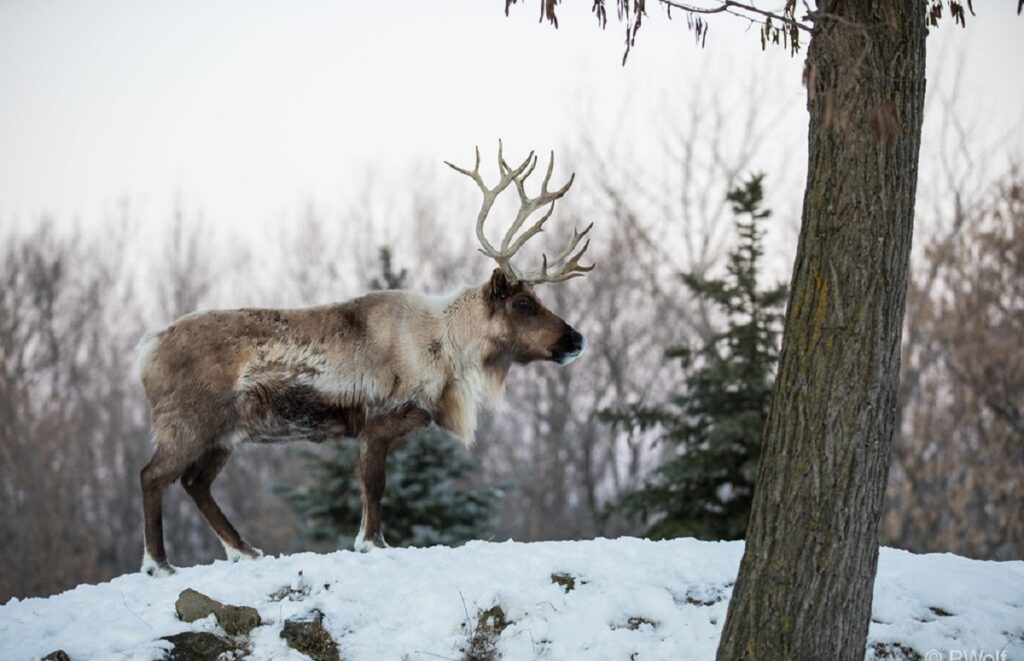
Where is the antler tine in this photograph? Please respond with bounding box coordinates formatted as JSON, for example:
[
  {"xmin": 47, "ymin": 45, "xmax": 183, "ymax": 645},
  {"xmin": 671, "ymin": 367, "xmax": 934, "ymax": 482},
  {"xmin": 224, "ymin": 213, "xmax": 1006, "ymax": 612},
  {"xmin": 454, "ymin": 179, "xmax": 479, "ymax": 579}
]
[
  {"xmin": 537, "ymin": 150, "xmax": 575, "ymax": 200},
  {"xmin": 519, "ymin": 222, "xmax": 595, "ymax": 284},
  {"xmin": 546, "ymin": 244, "xmax": 594, "ymax": 283},
  {"xmin": 442, "ymin": 145, "xmax": 480, "ymax": 180},
  {"xmin": 501, "ymin": 173, "xmax": 576, "ymax": 256},
  {"xmin": 499, "ymin": 142, "xmax": 537, "ymax": 182},
  {"xmin": 445, "ymin": 142, "xmax": 533, "ymax": 265},
  {"xmin": 548, "ymin": 222, "xmax": 593, "ymax": 268},
  {"xmin": 500, "ymin": 151, "xmax": 576, "ymax": 253},
  {"xmin": 540, "ymin": 150, "xmax": 555, "ymax": 195}
]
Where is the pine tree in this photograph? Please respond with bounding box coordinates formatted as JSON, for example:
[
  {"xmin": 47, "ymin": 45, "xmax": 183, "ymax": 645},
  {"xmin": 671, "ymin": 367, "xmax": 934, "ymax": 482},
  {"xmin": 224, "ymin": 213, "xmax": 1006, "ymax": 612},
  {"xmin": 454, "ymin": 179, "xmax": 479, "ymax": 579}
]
[
  {"xmin": 279, "ymin": 247, "xmax": 502, "ymax": 548},
  {"xmin": 605, "ymin": 174, "xmax": 786, "ymax": 541}
]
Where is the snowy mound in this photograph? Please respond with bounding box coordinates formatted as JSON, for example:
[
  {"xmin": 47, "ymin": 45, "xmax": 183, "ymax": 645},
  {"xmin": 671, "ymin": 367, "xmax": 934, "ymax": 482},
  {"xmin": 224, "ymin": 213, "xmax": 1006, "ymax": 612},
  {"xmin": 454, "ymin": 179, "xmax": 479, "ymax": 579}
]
[{"xmin": 1, "ymin": 538, "xmax": 1022, "ymax": 660}]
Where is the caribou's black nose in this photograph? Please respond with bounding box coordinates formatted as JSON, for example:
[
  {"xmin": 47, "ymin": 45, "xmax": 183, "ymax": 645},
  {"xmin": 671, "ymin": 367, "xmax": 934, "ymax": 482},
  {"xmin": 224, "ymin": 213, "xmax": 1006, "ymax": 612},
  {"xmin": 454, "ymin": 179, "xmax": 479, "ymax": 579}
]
[
  {"xmin": 567, "ymin": 326, "xmax": 584, "ymax": 351},
  {"xmin": 554, "ymin": 323, "xmax": 587, "ymax": 365}
]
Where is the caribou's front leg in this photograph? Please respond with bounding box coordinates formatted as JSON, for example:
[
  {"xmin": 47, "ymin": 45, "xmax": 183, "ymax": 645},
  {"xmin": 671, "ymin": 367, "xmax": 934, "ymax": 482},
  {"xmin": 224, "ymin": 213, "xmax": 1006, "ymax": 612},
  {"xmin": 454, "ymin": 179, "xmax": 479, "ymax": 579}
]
[{"xmin": 355, "ymin": 404, "xmax": 432, "ymax": 552}]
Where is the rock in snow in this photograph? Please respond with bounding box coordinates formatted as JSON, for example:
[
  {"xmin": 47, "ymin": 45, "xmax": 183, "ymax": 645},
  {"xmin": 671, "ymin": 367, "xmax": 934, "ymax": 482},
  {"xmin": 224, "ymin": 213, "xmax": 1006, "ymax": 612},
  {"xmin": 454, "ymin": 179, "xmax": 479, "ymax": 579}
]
[
  {"xmin": 280, "ymin": 609, "xmax": 340, "ymax": 661},
  {"xmin": 0, "ymin": 538, "xmax": 1021, "ymax": 660},
  {"xmin": 159, "ymin": 631, "xmax": 234, "ymax": 661},
  {"xmin": 174, "ymin": 588, "xmax": 261, "ymax": 636}
]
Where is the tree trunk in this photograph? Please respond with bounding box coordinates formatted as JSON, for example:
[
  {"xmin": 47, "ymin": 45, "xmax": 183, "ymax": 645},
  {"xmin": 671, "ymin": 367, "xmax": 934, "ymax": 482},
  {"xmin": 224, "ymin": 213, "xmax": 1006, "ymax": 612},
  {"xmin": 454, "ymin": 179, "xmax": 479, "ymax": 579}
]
[{"xmin": 716, "ymin": 2, "xmax": 926, "ymax": 659}]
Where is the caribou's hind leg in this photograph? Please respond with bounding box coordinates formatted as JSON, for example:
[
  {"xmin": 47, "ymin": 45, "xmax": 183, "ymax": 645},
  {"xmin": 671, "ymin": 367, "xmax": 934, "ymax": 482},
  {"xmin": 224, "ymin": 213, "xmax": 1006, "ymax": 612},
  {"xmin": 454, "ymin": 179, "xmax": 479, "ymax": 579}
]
[
  {"xmin": 182, "ymin": 445, "xmax": 262, "ymax": 561},
  {"xmin": 355, "ymin": 404, "xmax": 432, "ymax": 552},
  {"xmin": 140, "ymin": 436, "xmax": 194, "ymax": 577}
]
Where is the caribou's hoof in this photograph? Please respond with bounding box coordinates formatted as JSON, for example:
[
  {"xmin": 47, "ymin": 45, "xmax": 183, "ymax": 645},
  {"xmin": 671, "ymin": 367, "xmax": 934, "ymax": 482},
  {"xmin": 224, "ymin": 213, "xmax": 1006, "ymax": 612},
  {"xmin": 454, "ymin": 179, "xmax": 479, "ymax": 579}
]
[
  {"xmin": 141, "ymin": 553, "xmax": 177, "ymax": 578},
  {"xmin": 241, "ymin": 544, "xmax": 264, "ymax": 559},
  {"xmin": 223, "ymin": 541, "xmax": 264, "ymax": 562},
  {"xmin": 354, "ymin": 531, "xmax": 388, "ymax": 553}
]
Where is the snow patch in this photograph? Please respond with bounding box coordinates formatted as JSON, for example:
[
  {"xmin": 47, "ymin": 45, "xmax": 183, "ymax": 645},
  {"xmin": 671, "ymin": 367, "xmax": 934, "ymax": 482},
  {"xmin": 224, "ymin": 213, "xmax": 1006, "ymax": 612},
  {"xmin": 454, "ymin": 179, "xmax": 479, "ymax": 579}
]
[{"xmin": 2, "ymin": 538, "xmax": 1021, "ymax": 661}]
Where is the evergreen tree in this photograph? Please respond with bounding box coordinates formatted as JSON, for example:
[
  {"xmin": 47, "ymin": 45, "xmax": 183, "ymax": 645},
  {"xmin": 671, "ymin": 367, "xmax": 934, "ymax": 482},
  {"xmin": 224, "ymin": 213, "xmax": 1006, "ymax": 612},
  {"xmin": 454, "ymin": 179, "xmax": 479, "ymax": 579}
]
[
  {"xmin": 605, "ymin": 174, "xmax": 786, "ymax": 541},
  {"xmin": 280, "ymin": 247, "xmax": 502, "ymax": 548}
]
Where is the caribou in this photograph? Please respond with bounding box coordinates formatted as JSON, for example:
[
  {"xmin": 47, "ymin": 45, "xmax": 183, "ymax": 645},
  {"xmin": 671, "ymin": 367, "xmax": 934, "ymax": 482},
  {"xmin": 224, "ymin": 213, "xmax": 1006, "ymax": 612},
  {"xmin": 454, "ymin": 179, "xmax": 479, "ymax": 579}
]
[{"xmin": 136, "ymin": 144, "xmax": 592, "ymax": 576}]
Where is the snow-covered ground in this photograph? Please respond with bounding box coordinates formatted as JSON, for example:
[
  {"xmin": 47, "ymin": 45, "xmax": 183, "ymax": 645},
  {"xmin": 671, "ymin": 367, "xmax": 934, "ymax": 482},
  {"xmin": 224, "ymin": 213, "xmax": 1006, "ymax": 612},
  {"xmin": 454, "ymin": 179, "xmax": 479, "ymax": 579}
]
[{"xmin": 1, "ymin": 538, "xmax": 1022, "ymax": 660}]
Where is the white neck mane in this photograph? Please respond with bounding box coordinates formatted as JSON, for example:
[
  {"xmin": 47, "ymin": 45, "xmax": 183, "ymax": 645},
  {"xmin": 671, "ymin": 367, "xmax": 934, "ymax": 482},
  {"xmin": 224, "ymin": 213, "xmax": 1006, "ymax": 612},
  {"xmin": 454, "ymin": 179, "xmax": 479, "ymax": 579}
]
[{"xmin": 423, "ymin": 284, "xmax": 507, "ymax": 444}]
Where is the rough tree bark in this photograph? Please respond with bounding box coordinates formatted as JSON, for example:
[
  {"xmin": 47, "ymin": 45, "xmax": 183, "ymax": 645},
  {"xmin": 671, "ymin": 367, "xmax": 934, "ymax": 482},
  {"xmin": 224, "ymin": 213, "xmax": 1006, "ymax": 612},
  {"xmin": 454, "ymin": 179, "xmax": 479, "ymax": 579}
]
[{"xmin": 716, "ymin": 2, "xmax": 927, "ymax": 659}]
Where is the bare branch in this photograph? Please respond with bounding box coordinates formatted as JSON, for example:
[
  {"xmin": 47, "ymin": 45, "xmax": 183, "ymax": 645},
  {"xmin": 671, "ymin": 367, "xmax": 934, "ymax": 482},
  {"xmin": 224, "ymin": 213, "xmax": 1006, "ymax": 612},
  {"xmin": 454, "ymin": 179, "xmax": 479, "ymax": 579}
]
[{"xmin": 660, "ymin": 0, "xmax": 812, "ymax": 33}]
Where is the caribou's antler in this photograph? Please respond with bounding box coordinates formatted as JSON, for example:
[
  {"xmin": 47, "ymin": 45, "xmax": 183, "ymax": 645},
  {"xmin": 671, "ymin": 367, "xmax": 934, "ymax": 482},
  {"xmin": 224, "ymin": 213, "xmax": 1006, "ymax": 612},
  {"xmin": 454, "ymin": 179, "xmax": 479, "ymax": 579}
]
[{"xmin": 444, "ymin": 141, "xmax": 594, "ymax": 285}]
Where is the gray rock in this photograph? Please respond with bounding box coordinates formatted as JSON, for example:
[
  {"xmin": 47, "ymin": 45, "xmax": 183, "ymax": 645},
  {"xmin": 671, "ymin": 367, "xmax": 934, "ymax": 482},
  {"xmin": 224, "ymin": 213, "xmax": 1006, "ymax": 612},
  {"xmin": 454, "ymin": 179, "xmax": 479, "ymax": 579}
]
[
  {"xmin": 42, "ymin": 652, "xmax": 70, "ymax": 661},
  {"xmin": 160, "ymin": 631, "xmax": 232, "ymax": 661},
  {"xmin": 174, "ymin": 588, "xmax": 261, "ymax": 636},
  {"xmin": 280, "ymin": 610, "xmax": 341, "ymax": 661},
  {"xmin": 216, "ymin": 603, "xmax": 261, "ymax": 637},
  {"xmin": 174, "ymin": 589, "xmax": 221, "ymax": 623}
]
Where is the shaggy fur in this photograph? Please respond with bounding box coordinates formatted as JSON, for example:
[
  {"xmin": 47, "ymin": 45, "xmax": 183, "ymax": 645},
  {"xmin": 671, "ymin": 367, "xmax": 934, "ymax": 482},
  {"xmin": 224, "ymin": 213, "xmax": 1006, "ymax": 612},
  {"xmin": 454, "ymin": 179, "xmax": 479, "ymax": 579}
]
[{"xmin": 137, "ymin": 269, "xmax": 586, "ymax": 575}]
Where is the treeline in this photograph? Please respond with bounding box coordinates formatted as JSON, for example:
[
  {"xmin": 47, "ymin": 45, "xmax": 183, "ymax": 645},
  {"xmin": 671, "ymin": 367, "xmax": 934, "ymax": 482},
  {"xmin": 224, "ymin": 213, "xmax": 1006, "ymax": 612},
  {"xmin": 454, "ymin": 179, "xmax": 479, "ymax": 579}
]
[{"xmin": 2, "ymin": 131, "xmax": 1020, "ymax": 603}]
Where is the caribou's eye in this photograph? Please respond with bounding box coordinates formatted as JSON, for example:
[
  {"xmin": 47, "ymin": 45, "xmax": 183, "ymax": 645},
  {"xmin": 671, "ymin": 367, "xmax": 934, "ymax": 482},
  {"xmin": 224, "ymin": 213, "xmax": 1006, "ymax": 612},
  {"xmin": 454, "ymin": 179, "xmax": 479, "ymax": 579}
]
[{"xmin": 513, "ymin": 297, "xmax": 536, "ymax": 314}]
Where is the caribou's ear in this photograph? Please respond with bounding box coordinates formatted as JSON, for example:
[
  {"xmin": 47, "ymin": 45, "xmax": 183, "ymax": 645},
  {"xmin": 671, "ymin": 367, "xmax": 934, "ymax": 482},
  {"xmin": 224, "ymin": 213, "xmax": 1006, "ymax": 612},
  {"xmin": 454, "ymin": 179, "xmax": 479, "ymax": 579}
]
[{"xmin": 489, "ymin": 268, "xmax": 511, "ymax": 300}]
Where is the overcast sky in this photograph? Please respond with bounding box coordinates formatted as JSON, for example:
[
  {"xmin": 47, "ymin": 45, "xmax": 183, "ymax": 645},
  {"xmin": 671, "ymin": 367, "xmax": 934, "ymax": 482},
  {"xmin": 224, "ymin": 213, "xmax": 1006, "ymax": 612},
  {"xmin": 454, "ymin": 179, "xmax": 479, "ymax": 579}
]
[{"xmin": 1, "ymin": 1, "xmax": 1021, "ymax": 235}]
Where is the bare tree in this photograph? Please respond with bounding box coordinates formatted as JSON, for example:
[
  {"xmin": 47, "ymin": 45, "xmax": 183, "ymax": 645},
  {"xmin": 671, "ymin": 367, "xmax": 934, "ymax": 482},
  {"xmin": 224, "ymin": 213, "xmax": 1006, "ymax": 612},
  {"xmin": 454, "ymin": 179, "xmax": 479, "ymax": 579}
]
[
  {"xmin": 0, "ymin": 220, "xmax": 151, "ymax": 599},
  {"xmin": 887, "ymin": 169, "xmax": 1024, "ymax": 560}
]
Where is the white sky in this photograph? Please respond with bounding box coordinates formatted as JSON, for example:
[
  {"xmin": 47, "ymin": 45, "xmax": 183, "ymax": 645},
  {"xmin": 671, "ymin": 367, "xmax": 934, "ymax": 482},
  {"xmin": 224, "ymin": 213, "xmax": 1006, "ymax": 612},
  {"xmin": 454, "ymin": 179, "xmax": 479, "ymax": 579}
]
[{"xmin": 1, "ymin": 1, "xmax": 1022, "ymax": 235}]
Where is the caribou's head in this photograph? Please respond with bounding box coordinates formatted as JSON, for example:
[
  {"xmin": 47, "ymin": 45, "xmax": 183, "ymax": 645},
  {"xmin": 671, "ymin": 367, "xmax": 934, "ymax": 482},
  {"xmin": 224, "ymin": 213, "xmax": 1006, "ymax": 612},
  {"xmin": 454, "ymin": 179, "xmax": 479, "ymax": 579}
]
[
  {"xmin": 484, "ymin": 268, "xmax": 587, "ymax": 365},
  {"xmin": 447, "ymin": 142, "xmax": 591, "ymax": 368}
]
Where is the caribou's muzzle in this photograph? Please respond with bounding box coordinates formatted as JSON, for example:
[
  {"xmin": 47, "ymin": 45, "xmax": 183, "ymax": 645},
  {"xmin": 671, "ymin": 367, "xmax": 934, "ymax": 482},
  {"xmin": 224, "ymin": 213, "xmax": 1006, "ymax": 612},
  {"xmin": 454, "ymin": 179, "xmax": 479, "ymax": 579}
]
[{"xmin": 553, "ymin": 322, "xmax": 587, "ymax": 365}]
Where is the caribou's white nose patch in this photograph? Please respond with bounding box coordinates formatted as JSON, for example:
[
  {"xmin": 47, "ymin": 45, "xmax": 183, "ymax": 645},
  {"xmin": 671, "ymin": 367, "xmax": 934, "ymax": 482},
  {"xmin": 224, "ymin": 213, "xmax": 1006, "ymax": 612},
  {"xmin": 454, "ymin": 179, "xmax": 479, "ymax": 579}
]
[{"xmin": 558, "ymin": 335, "xmax": 588, "ymax": 365}]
